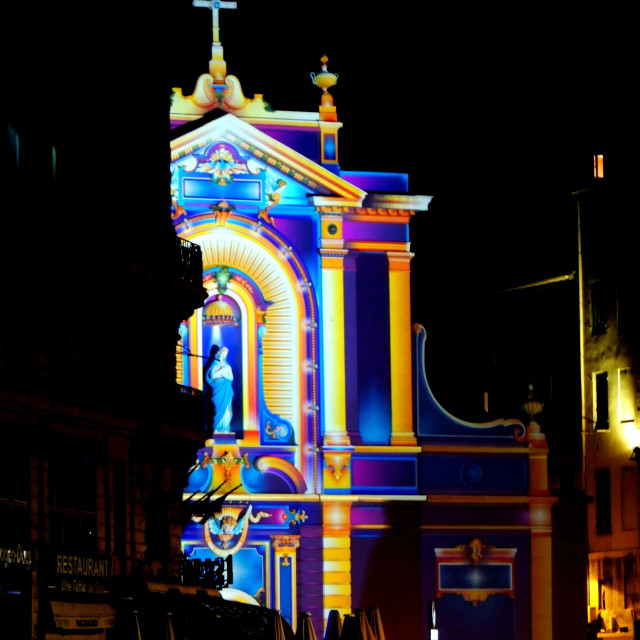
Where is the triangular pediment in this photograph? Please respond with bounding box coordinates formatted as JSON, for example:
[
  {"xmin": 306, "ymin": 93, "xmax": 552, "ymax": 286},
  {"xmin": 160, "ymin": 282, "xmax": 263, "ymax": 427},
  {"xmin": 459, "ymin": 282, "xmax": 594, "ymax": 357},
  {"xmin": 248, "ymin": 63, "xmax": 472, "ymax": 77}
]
[{"xmin": 170, "ymin": 113, "xmax": 366, "ymax": 203}]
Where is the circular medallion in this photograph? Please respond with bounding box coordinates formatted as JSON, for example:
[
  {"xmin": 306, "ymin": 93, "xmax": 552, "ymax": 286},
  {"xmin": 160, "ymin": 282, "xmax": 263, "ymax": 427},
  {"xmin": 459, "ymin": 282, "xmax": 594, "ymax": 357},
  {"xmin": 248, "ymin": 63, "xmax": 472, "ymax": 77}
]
[{"xmin": 461, "ymin": 461, "xmax": 484, "ymax": 487}]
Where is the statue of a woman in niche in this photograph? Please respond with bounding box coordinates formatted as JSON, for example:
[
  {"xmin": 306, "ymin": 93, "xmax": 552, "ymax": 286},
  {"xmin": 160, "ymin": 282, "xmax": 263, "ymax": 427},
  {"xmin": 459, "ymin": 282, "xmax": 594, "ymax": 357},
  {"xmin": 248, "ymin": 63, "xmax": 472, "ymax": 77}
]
[
  {"xmin": 203, "ymin": 345, "xmax": 218, "ymax": 434},
  {"xmin": 204, "ymin": 346, "xmax": 234, "ymax": 432}
]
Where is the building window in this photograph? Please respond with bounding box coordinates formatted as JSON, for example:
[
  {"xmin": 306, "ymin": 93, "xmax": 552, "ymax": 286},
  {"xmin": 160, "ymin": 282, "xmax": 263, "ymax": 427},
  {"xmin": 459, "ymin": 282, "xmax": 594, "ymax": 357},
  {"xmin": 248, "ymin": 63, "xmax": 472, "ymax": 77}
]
[
  {"xmin": 594, "ymin": 154, "xmax": 604, "ymax": 178},
  {"xmin": 8, "ymin": 123, "xmax": 19, "ymax": 168},
  {"xmin": 591, "ymin": 281, "xmax": 608, "ymax": 335},
  {"xmin": 0, "ymin": 441, "xmax": 30, "ymax": 546},
  {"xmin": 595, "ymin": 469, "xmax": 612, "ymax": 535},
  {"xmin": 49, "ymin": 451, "xmax": 97, "ymax": 551},
  {"xmin": 51, "ymin": 144, "xmax": 57, "ymax": 183},
  {"xmin": 621, "ymin": 466, "xmax": 638, "ymax": 531},
  {"xmin": 113, "ymin": 460, "xmax": 127, "ymax": 559},
  {"xmin": 594, "ymin": 372, "xmax": 609, "ymax": 431},
  {"xmin": 624, "ymin": 554, "xmax": 639, "ymax": 610},
  {"xmin": 619, "ymin": 368, "xmax": 636, "ymax": 424}
]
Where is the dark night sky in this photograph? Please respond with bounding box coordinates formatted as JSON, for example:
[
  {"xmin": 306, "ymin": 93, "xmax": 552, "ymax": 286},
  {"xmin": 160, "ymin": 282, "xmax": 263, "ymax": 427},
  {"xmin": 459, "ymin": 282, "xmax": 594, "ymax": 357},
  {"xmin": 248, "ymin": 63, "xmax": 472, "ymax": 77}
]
[
  {"xmin": 167, "ymin": 1, "xmax": 635, "ymax": 416},
  {"xmin": 170, "ymin": 1, "xmax": 635, "ymax": 187},
  {"xmin": 8, "ymin": 1, "xmax": 632, "ymax": 417},
  {"xmin": 169, "ymin": 1, "xmax": 635, "ymax": 244}
]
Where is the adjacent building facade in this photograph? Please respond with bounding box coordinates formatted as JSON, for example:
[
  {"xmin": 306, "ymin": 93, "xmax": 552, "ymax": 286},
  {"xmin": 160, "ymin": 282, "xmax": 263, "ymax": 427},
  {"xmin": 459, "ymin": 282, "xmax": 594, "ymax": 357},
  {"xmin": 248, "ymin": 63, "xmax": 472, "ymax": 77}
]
[
  {"xmin": 2, "ymin": 4, "xmax": 208, "ymax": 638},
  {"xmin": 578, "ymin": 163, "xmax": 640, "ymax": 635}
]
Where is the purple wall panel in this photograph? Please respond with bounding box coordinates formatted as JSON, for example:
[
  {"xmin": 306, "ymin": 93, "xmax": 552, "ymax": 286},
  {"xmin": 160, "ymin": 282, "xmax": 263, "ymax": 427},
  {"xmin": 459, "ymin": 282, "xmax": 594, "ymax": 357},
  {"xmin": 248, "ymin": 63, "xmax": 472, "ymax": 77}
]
[
  {"xmin": 298, "ymin": 524, "xmax": 324, "ymax": 639},
  {"xmin": 257, "ymin": 126, "xmax": 320, "ymax": 163},
  {"xmin": 352, "ymin": 456, "xmax": 417, "ymax": 492},
  {"xmin": 356, "ymin": 253, "xmax": 391, "ymax": 443},
  {"xmin": 343, "ymin": 220, "xmax": 409, "ymax": 242}
]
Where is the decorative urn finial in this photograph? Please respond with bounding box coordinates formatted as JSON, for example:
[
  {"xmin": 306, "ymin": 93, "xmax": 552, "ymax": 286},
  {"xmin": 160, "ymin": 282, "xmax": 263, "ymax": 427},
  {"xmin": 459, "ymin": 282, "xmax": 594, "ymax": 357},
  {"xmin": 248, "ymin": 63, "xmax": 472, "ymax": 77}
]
[
  {"xmin": 311, "ymin": 55, "xmax": 339, "ymax": 121},
  {"xmin": 522, "ymin": 384, "xmax": 544, "ymax": 436},
  {"xmin": 311, "ymin": 55, "xmax": 338, "ymax": 93}
]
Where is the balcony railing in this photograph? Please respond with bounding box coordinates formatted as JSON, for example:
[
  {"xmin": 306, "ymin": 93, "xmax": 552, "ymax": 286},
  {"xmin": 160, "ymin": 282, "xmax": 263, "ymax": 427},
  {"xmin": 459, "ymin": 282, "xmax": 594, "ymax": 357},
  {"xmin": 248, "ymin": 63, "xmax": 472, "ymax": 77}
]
[
  {"xmin": 175, "ymin": 236, "xmax": 203, "ymax": 289},
  {"xmin": 179, "ymin": 555, "xmax": 232, "ymax": 590},
  {"xmin": 176, "ymin": 384, "xmax": 203, "ymax": 398},
  {"xmin": 171, "ymin": 384, "xmax": 204, "ymax": 430}
]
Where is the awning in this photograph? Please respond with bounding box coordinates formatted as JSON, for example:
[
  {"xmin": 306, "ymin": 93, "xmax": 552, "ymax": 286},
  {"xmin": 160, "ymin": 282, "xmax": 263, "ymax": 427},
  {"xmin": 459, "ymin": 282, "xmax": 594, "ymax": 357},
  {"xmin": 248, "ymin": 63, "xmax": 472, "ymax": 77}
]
[
  {"xmin": 46, "ymin": 634, "xmax": 105, "ymax": 640},
  {"xmin": 50, "ymin": 600, "xmax": 116, "ymax": 630}
]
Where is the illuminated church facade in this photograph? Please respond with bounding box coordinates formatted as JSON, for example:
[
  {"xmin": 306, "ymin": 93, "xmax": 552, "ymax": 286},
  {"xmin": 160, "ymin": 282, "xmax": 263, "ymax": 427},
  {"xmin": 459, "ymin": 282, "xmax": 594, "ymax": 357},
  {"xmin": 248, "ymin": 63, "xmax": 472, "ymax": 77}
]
[{"xmin": 172, "ymin": 5, "xmax": 555, "ymax": 639}]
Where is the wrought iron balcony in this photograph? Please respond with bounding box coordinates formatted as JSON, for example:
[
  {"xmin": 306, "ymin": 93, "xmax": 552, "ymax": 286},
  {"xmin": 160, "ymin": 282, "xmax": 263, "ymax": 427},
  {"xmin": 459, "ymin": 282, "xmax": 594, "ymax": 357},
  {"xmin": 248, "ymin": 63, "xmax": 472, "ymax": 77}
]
[
  {"xmin": 176, "ymin": 384, "xmax": 203, "ymax": 399},
  {"xmin": 175, "ymin": 236, "xmax": 204, "ymax": 289},
  {"xmin": 170, "ymin": 384, "xmax": 205, "ymax": 431},
  {"xmin": 179, "ymin": 555, "xmax": 232, "ymax": 590}
]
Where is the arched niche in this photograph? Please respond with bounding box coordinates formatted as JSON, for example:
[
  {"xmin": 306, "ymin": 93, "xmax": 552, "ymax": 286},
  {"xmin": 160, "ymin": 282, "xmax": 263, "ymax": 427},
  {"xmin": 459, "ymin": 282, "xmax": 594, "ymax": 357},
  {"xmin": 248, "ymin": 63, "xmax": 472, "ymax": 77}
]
[{"xmin": 178, "ymin": 220, "xmax": 318, "ymax": 481}]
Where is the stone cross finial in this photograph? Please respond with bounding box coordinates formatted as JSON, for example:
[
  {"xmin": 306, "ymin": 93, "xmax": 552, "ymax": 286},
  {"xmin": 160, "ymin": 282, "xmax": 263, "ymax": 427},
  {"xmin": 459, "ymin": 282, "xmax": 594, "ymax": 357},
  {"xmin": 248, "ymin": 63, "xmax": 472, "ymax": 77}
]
[{"xmin": 193, "ymin": 0, "xmax": 237, "ymax": 44}]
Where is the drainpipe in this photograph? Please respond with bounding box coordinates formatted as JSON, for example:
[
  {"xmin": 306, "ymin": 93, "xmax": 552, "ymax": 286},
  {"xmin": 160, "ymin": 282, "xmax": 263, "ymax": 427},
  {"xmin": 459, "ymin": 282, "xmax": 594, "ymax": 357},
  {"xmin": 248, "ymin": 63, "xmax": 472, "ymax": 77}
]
[{"xmin": 576, "ymin": 195, "xmax": 587, "ymax": 493}]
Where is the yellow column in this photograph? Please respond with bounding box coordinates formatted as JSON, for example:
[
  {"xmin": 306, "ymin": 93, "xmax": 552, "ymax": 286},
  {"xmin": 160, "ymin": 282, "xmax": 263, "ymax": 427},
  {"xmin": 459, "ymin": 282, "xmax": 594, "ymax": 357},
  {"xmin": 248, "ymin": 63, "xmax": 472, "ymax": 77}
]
[
  {"xmin": 322, "ymin": 500, "xmax": 351, "ymax": 622},
  {"xmin": 320, "ymin": 212, "xmax": 349, "ymax": 447},
  {"xmin": 387, "ymin": 251, "xmax": 416, "ymax": 445}
]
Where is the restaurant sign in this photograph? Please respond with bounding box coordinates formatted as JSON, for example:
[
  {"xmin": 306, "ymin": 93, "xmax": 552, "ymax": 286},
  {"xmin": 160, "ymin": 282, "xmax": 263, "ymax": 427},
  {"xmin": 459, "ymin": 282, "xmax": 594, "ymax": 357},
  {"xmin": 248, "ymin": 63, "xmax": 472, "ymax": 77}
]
[
  {"xmin": 54, "ymin": 552, "xmax": 111, "ymax": 594},
  {"xmin": 0, "ymin": 544, "xmax": 33, "ymax": 568}
]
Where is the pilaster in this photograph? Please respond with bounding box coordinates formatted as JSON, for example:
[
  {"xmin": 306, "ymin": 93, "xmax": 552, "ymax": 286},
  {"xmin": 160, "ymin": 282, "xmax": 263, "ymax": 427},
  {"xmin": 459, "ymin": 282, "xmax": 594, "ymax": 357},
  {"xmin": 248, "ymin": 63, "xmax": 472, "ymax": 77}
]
[
  {"xmin": 322, "ymin": 500, "xmax": 351, "ymax": 621},
  {"xmin": 271, "ymin": 534, "xmax": 300, "ymax": 625},
  {"xmin": 387, "ymin": 251, "xmax": 416, "ymax": 445},
  {"xmin": 319, "ymin": 211, "xmax": 349, "ymax": 447},
  {"xmin": 343, "ymin": 254, "xmax": 360, "ymax": 444}
]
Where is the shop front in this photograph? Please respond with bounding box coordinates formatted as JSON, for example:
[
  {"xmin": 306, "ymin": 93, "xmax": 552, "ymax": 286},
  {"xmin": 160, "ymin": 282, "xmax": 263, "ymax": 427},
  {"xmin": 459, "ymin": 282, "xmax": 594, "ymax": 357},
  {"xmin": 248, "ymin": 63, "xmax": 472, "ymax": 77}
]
[
  {"xmin": 42, "ymin": 550, "xmax": 115, "ymax": 640},
  {"xmin": 0, "ymin": 543, "xmax": 32, "ymax": 640}
]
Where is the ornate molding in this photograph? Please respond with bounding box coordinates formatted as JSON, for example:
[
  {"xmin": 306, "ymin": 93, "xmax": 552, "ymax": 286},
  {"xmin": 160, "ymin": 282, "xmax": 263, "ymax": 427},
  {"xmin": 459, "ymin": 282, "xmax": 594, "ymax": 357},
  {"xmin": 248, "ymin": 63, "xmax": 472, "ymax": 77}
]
[
  {"xmin": 270, "ymin": 534, "xmax": 301, "ymax": 567},
  {"xmin": 282, "ymin": 507, "xmax": 308, "ymax": 526},
  {"xmin": 434, "ymin": 539, "xmax": 517, "ymax": 605},
  {"xmin": 211, "ymin": 451, "xmax": 250, "ymax": 483}
]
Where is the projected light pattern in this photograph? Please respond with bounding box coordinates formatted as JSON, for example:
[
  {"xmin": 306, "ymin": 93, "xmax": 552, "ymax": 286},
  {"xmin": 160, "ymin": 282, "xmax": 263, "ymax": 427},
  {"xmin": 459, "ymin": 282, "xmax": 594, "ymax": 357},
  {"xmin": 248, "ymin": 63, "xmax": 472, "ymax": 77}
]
[{"xmin": 171, "ymin": 20, "xmax": 551, "ymax": 638}]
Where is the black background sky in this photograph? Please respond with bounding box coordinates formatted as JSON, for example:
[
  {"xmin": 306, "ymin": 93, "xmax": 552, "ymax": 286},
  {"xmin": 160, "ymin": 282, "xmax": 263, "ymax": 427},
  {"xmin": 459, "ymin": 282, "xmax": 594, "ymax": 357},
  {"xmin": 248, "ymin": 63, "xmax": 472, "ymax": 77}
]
[
  {"xmin": 169, "ymin": 1, "xmax": 635, "ymax": 256},
  {"xmin": 167, "ymin": 1, "xmax": 635, "ymax": 416},
  {"xmin": 170, "ymin": 1, "xmax": 635, "ymax": 189},
  {"xmin": 8, "ymin": 0, "xmax": 634, "ymax": 418}
]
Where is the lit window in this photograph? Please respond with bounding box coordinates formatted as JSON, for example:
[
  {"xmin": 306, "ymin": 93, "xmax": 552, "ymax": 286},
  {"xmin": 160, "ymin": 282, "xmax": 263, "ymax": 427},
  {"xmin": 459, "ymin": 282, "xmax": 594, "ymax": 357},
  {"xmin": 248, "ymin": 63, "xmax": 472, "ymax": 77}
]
[{"xmin": 594, "ymin": 154, "xmax": 604, "ymax": 178}]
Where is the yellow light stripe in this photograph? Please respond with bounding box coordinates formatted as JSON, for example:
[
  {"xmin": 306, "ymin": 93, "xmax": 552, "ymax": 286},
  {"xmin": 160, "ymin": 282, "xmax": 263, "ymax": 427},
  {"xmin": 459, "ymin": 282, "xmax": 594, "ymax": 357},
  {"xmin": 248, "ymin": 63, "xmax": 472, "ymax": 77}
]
[
  {"xmin": 321, "ymin": 265, "xmax": 347, "ymax": 443},
  {"xmin": 345, "ymin": 241, "xmax": 410, "ymax": 252},
  {"xmin": 323, "ymin": 584, "xmax": 351, "ymax": 596}
]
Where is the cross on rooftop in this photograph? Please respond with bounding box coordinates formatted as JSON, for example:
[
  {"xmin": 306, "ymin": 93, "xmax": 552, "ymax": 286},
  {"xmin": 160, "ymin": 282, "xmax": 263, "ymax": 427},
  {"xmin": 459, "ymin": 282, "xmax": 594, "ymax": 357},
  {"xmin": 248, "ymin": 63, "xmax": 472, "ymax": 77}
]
[{"xmin": 193, "ymin": 0, "xmax": 237, "ymax": 45}]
